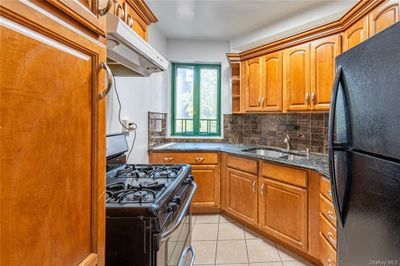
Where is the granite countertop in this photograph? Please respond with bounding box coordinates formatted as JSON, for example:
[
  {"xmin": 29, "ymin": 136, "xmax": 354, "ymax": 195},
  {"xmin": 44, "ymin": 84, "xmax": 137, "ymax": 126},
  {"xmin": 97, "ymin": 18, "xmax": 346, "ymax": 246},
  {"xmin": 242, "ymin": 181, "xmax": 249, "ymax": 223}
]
[{"xmin": 150, "ymin": 142, "xmax": 330, "ymax": 178}]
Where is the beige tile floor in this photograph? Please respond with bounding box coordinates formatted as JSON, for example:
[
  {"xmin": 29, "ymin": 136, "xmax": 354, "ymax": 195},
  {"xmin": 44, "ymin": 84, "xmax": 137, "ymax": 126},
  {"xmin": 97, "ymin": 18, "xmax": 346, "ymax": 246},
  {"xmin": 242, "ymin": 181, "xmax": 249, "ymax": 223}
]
[{"xmin": 191, "ymin": 214, "xmax": 315, "ymax": 266}]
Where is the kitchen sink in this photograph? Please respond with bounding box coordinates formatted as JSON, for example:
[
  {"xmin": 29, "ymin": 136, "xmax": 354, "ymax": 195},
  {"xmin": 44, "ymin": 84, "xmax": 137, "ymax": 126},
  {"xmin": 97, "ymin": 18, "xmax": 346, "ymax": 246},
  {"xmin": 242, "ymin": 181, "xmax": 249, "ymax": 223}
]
[
  {"xmin": 242, "ymin": 148, "xmax": 307, "ymax": 160},
  {"xmin": 242, "ymin": 148, "xmax": 285, "ymax": 158}
]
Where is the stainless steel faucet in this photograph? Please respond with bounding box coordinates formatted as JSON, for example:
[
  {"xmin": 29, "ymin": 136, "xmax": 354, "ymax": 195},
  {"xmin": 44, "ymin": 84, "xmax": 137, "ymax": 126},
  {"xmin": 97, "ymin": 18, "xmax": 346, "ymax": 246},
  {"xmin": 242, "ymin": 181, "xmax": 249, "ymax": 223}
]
[{"xmin": 282, "ymin": 132, "xmax": 292, "ymax": 151}]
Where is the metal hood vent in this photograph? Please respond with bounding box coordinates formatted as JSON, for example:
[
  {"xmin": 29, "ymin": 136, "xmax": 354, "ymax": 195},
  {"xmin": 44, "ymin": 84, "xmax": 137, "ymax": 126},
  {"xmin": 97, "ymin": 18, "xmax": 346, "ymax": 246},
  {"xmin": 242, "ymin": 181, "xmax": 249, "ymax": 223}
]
[{"xmin": 106, "ymin": 14, "xmax": 168, "ymax": 76}]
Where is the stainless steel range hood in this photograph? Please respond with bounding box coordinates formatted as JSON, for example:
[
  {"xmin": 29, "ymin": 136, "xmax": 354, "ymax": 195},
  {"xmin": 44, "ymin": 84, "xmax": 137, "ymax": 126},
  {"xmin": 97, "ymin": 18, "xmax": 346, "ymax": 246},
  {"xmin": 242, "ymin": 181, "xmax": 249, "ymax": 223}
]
[{"xmin": 106, "ymin": 14, "xmax": 168, "ymax": 76}]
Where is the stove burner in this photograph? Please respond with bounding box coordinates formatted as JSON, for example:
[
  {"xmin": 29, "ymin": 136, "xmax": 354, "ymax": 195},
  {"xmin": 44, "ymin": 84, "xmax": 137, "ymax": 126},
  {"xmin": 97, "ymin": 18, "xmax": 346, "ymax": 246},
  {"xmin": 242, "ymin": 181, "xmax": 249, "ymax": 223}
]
[{"xmin": 118, "ymin": 189, "xmax": 156, "ymax": 203}]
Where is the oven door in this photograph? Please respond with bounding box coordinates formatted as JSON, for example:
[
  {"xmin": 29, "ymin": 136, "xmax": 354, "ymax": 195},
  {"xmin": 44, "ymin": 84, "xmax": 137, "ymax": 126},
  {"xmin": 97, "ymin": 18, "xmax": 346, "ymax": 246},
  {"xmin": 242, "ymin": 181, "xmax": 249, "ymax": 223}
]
[{"xmin": 157, "ymin": 182, "xmax": 197, "ymax": 266}]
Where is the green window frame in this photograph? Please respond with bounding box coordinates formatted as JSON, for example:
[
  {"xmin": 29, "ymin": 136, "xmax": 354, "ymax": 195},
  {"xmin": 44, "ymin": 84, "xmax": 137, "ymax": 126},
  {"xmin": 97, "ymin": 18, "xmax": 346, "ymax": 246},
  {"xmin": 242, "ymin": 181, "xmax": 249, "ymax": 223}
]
[{"xmin": 171, "ymin": 63, "xmax": 221, "ymax": 136}]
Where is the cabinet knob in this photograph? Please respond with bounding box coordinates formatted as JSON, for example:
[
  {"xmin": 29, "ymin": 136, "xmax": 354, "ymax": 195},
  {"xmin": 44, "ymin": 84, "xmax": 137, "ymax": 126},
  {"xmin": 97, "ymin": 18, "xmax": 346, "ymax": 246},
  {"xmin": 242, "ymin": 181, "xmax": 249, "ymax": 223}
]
[
  {"xmin": 328, "ymin": 210, "xmax": 335, "ymax": 220},
  {"xmin": 328, "ymin": 232, "xmax": 335, "ymax": 243},
  {"xmin": 195, "ymin": 157, "xmax": 205, "ymax": 163},
  {"xmin": 327, "ymin": 258, "xmax": 332, "ymax": 266},
  {"xmin": 163, "ymin": 157, "xmax": 174, "ymax": 163},
  {"xmin": 328, "ymin": 190, "xmax": 333, "ymax": 197}
]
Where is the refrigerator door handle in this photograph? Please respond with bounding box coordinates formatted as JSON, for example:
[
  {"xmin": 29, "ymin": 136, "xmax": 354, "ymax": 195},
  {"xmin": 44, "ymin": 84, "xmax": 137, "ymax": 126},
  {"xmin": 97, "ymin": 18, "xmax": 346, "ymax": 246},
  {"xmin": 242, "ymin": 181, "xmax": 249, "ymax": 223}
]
[{"xmin": 328, "ymin": 65, "xmax": 346, "ymax": 228}]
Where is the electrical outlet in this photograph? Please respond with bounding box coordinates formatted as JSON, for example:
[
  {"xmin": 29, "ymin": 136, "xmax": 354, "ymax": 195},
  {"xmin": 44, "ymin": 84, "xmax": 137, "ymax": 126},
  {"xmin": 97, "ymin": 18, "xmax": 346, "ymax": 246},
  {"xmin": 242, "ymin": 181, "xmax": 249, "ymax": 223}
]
[{"xmin": 122, "ymin": 119, "xmax": 136, "ymax": 132}]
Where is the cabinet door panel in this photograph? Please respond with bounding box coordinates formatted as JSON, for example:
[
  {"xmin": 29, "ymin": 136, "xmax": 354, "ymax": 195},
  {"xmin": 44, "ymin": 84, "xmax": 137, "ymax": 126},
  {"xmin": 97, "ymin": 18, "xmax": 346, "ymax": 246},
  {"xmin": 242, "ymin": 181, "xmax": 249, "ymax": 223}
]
[
  {"xmin": 259, "ymin": 178, "xmax": 308, "ymax": 252},
  {"xmin": 1, "ymin": 13, "xmax": 105, "ymax": 266},
  {"xmin": 343, "ymin": 16, "xmax": 369, "ymax": 51},
  {"xmin": 369, "ymin": 0, "xmax": 399, "ymax": 36},
  {"xmin": 47, "ymin": 0, "xmax": 107, "ymax": 36},
  {"xmin": 310, "ymin": 35, "xmax": 341, "ymax": 111},
  {"xmin": 226, "ymin": 168, "xmax": 258, "ymax": 226},
  {"xmin": 244, "ymin": 58, "xmax": 262, "ymax": 112},
  {"xmin": 192, "ymin": 165, "xmax": 220, "ymax": 208},
  {"xmin": 262, "ymin": 52, "xmax": 283, "ymax": 112},
  {"xmin": 284, "ymin": 43, "xmax": 311, "ymax": 111}
]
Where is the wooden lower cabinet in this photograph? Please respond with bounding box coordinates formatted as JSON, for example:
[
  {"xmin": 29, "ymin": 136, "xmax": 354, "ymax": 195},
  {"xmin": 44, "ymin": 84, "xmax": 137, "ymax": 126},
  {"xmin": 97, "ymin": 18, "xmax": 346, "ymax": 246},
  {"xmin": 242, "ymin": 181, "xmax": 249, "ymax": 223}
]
[
  {"xmin": 192, "ymin": 164, "xmax": 220, "ymax": 208},
  {"xmin": 226, "ymin": 167, "xmax": 258, "ymax": 226},
  {"xmin": 259, "ymin": 178, "xmax": 308, "ymax": 252}
]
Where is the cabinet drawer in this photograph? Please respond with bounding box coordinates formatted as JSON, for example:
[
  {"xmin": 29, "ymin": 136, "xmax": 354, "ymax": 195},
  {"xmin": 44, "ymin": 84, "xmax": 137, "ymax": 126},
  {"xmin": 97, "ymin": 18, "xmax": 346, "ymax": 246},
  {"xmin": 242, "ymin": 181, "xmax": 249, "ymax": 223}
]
[
  {"xmin": 320, "ymin": 176, "xmax": 333, "ymax": 202},
  {"xmin": 320, "ymin": 233, "xmax": 337, "ymax": 266},
  {"xmin": 150, "ymin": 152, "xmax": 218, "ymax": 164},
  {"xmin": 320, "ymin": 213, "xmax": 337, "ymax": 249},
  {"xmin": 227, "ymin": 155, "xmax": 258, "ymax": 175},
  {"xmin": 262, "ymin": 162, "xmax": 307, "ymax": 188},
  {"xmin": 320, "ymin": 194, "xmax": 337, "ymax": 227}
]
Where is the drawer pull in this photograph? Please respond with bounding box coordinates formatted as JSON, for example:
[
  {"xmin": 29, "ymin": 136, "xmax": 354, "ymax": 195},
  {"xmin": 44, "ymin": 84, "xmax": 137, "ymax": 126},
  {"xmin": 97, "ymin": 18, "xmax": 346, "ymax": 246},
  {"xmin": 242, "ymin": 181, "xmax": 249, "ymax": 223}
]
[
  {"xmin": 163, "ymin": 157, "xmax": 174, "ymax": 163},
  {"xmin": 328, "ymin": 232, "xmax": 335, "ymax": 243},
  {"xmin": 252, "ymin": 181, "xmax": 256, "ymax": 193},
  {"xmin": 328, "ymin": 210, "xmax": 335, "ymax": 220},
  {"xmin": 328, "ymin": 190, "xmax": 332, "ymax": 197},
  {"xmin": 195, "ymin": 157, "xmax": 205, "ymax": 163},
  {"xmin": 327, "ymin": 258, "xmax": 332, "ymax": 266}
]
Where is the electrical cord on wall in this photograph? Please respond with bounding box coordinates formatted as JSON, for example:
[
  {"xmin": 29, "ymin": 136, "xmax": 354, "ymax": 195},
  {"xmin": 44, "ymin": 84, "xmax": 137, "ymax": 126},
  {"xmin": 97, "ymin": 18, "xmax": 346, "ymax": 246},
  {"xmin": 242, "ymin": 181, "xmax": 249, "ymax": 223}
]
[{"xmin": 113, "ymin": 76, "xmax": 137, "ymax": 161}]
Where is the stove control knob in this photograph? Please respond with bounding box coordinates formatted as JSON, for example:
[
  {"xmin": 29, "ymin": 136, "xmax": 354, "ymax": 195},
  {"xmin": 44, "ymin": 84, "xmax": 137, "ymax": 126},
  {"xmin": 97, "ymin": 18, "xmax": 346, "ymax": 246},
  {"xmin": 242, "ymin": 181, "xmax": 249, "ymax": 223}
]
[
  {"xmin": 167, "ymin": 202, "xmax": 178, "ymax": 213},
  {"xmin": 172, "ymin": 196, "xmax": 181, "ymax": 205}
]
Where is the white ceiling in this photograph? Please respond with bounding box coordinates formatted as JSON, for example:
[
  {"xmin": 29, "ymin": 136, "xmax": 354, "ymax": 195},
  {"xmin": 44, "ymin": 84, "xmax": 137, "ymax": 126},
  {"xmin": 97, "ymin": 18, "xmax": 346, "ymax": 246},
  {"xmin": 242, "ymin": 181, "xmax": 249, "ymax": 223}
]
[{"xmin": 147, "ymin": 0, "xmax": 356, "ymax": 43}]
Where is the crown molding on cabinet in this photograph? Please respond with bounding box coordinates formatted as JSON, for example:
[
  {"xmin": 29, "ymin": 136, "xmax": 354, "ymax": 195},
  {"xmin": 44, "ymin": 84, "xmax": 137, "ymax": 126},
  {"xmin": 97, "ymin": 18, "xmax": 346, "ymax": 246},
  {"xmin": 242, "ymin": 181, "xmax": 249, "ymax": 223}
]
[{"xmin": 227, "ymin": 0, "xmax": 386, "ymax": 61}]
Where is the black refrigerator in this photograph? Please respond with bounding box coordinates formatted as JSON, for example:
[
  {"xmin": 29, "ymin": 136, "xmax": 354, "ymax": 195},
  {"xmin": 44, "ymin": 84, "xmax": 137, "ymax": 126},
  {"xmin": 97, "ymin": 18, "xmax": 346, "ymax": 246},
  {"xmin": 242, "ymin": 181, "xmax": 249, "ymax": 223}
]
[{"xmin": 328, "ymin": 22, "xmax": 400, "ymax": 265}]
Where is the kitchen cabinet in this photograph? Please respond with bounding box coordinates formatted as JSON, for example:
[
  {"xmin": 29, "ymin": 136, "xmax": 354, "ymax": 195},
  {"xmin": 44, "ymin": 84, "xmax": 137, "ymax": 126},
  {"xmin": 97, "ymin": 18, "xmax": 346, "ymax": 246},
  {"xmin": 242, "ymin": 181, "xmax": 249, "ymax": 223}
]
[
  {"xmin": 1, "ymin": 1, "xmax": 106, "ymax": 265},
  {"xmin": 261, "ymin": 51, "xmax": 283, "ymax": 112},
  {"xmin": 368, "ymin": 0, "xmax": 399, "ymax": 36},
  {"xmin": 342, "ymin": 16, "xmax": 369, "ymax": 52},
  {"xmin": 259, "ymin": 178, "xmax": 308, "ymax": 252},
  {"xmin": 191, "ymin": 165, "xmax": 220, "ymax": 209},
  {"xmin": 149, "ymin": 152, "xmax": 220, "ymax": 211},
  {"xmin": 47, "ymin": 0, "xmax": 109, "ymax": 36},
  {"xmin": 226, "ymin": 168, "xmax": 258, "ymax": 226},
  {"xmin": 244, "ymin": 57, "xmax": 263, "ymax": 112},
  {"xmin": 284, "ymin": 42, "xmax": 311, "ymax": 111},
  {"xmin": 310, "ymin": 35, "xmax": 341, "ymax": 111}
]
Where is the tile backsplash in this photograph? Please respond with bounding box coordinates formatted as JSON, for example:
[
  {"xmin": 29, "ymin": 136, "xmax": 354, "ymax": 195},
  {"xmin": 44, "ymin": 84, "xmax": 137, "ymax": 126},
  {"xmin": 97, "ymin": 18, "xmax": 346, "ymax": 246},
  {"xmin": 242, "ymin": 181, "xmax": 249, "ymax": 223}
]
[{"xmin": 148, "ymin": 112, "xmax": 329, "ymax": 154}]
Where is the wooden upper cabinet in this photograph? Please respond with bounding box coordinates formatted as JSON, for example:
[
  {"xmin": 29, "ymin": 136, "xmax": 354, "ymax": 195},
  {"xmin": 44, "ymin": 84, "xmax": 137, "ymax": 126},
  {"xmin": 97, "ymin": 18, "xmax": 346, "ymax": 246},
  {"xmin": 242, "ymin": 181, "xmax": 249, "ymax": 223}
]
[
  {"xmin": 261, "ymin": 51, "xmax": 283, "ymax": 112},
  {"xmin": 226, "ymin": 168, "xmax": 258, "ymax": 226},
  {"xmin": 369, "ymin": 0, "xmax": 399, "ymax": 37},
  {"xmin": 310, "ymin": 35, "xmax": 341, "ymax": 111},
  {"xmin": 1, "ymin": 2, "xmax": 106, "ymax": 265},
  {"xmin": 284, "ymin": 43, "xmax": 311, "ymax": 111},
  {"xmin": 259, "ymin": 178, "xmax": 308, "ymax": 252},
  {"xmin": 244, "ymin": 57, "xmax": 263, "ymax": 112},
  {"xmin": 47, "ymin": 0, "xmax": 109, "ymax": 36},
  {"xmin": 343, "ymin": 16, "xmax": 369, "ymax": 52}
]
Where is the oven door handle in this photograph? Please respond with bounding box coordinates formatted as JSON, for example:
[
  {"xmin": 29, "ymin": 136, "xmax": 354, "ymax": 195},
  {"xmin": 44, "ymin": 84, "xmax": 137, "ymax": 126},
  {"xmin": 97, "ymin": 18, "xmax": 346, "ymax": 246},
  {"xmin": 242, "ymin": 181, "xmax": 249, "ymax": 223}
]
[
  {"xmin": 161, "ymin": 182, "xmax": 197, "ymax": 241},
  {"xmin": 178, "ymin": 245, "xmax": 196, "ymax": 266}
]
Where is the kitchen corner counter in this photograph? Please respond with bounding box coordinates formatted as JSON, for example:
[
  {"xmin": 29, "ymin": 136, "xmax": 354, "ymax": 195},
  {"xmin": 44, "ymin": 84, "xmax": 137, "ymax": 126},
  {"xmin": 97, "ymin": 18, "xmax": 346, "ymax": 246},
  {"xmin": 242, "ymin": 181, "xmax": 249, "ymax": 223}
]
[{"xmin": 150, "ymin": 142, "xmax": 330, "ymax": 178}]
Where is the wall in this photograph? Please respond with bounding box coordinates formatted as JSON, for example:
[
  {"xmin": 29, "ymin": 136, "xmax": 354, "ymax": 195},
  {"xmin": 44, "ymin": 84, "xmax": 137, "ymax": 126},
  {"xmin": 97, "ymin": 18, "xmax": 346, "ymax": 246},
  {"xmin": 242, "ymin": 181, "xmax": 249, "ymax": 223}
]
[
  {"xmin": 106, "ymin": 25, "xmax": 168, "ymax": 163},
  {"xmin": 166, "ymin": 39, "xmax": 231, "ymax": 136},
  {"xmin": 230, "ymin": 1, "xmax": 356, "ymax": 51}
]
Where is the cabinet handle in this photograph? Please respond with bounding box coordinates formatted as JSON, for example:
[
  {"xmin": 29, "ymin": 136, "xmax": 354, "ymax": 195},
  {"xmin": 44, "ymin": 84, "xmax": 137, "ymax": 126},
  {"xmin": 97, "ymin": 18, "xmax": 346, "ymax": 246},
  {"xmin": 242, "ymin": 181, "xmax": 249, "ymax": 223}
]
[
  {"xmin": 252, "ymin": 181, "xmax": 256, "ymax": 193},
  {"xmin": 328, "ymin": 210, "xmax": 335, "ymax": 220},
  {"xmin": 98, "ymin": 0, "xmax": 113, "ymax": 16},
  {"xmin": 328, "ymin": 190, "xmax": 333, "ymax": 197},
  {"xmin": 327, "ymin": 258, "xmax": 332, "ymax": 266},
  {"xmin": 328, "ymin": 232, "xmax": 335, "ymax": 243},
  {"xmin": 195, "ymin": 157, "xmax": 205, "ymax": 163},
  {"xmin": 163, "ymin": 157, "xmax": 174, "ymax": 163},
  {"xmin": 311, "ymin": 92, "xmax": 316, "ymax": 104},
  {"xmin": 305, "ymin": 92, "xmax": 310, "ymax": 104},
  {"xmin": 260, "ymin": 184, "xmax": 265, "ymax": 195},
  {"xmin": 99, "ymin": 62, "xmax": 113, "ymax": 99},
  {"xmin": 261, "ymin": 97, "xmax": 265, "ymax": 107},
  {"xmin": 257, "ymin": 97, "xmax": 261, "ymax": 107}
]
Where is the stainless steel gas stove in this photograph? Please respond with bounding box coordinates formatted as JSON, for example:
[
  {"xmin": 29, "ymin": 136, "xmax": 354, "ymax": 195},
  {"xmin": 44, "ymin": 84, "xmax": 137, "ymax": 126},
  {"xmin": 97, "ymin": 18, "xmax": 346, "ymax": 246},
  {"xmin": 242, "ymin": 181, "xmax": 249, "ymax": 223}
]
[{"xmin": 105, "ymin": 134, "xmax": 196, "ymax": 266}]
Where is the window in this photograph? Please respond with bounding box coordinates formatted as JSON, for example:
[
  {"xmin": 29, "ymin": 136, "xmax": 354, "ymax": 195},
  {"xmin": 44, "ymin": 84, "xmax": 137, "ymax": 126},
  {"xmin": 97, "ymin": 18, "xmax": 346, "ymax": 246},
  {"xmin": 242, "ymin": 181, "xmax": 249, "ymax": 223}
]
[{"xmin": 171, "ymin": 63, "xmax": 221, "ymax": 136}]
